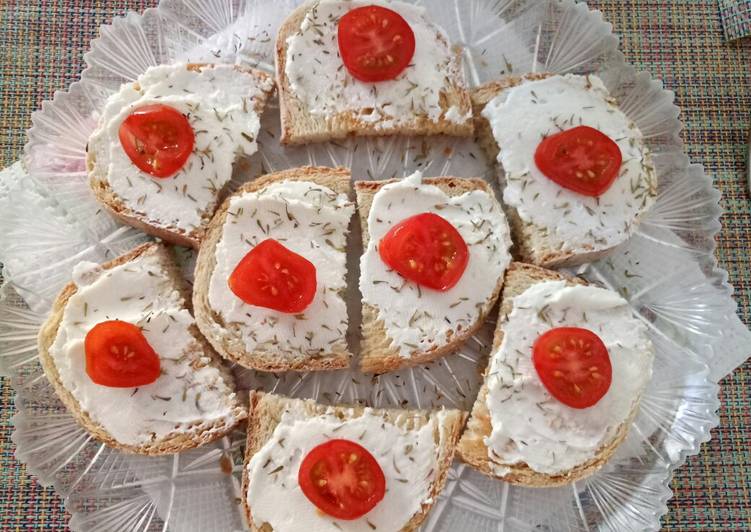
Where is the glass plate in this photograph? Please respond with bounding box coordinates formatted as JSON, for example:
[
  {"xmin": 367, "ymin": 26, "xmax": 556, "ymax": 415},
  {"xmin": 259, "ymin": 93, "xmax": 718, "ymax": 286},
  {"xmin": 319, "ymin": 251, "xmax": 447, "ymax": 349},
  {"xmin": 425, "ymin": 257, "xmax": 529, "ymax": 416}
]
[{"xmin": 1, "ymin": 0, "xmax": 749, "ymax": 530}]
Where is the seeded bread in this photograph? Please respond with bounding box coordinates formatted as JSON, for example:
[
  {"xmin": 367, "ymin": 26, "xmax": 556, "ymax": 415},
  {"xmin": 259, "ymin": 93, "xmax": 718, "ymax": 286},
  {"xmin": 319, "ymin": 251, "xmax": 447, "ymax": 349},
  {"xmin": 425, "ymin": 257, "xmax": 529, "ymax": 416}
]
[
  {"xmin": 87, "ymin": 63, "xmax": 275, "ymax": 249},
  {"xmin": 456, "ymin": 262, "xmax": 638, "ymax": 486},
  {"xmin": 193, "ymin": 166, "xmax": 354, "ymax": 372},
  {"xmin": 355, "ymin": 177, "xmax": 506, "ymax": 374},
  {"xmin": 37, "ymin": 242, "xmax": 246, "ymax": 456},
  {"xmin": 472, "ymin": 74, "xmax": 656, "ymax": 268},
  {"xmin": 275, "ymin": 1, "xmax": 473, "ymax": 145},
  {"xmin": 242, "ymin": 391, "xmax": 466, "ymax": 531}
]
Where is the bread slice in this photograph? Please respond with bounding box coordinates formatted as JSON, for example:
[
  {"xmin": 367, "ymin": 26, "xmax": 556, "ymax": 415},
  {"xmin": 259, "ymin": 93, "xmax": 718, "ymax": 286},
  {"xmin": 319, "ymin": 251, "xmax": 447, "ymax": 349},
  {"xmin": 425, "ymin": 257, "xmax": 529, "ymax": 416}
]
[
  {"xmin": 276, "ymin": 1, "xmax": 473, "ymax": 144},
  {"xmin": 194, "ymin": 166, "xmax": 354, "ymax": 372},
  {"xmin": 242, "ymin": 391, "xmax": 466, "ymax": 531},
  {"xmin": 356, "ymin": 177, "xmax": 507, "ymax": 374},
  {"xmin": 471, "ymin": 74, "xmax": 552, "ymax": 165},
  {"xmin": 472, "ymin": 74, "xmax": 656, "ymax": 268},
  {"xmin": 87, "ymin": 63, "xmax": 275, "ymax": 249},
  {"xmin": 37, "ymin": 242, "xmax": 245, "ymax": 455},
  {"xmin": 456, "ymin": 262, "xmax": 638, "ymax": 486},
  {"xmin": 473, "ymin": 74, "xmax": 600, "ymax": 268}
]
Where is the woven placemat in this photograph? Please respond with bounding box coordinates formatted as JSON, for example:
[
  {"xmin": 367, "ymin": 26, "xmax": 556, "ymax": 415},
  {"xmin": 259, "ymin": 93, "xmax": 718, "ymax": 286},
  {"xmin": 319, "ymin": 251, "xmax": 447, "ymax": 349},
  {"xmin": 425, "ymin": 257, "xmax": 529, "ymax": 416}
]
[
  {"xmin": 1, "ymin": 0, "xmax": 749, "ymax": 529},
  {"xmin": 720, "ymin": 0, "xmax": 751, "ymax": 40}
]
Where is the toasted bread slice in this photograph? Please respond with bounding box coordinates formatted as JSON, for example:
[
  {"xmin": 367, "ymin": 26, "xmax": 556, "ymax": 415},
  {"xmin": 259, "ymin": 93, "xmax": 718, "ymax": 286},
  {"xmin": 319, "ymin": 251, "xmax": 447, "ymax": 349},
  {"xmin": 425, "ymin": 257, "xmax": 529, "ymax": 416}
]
[
  {"xmin": 276, "ymin": 1, "xmax": 473, "ymax": 144},
  {"xmin": 37, "ymin": 243, "xmax": 245, "ymax": 455},
  {"xmin": 242, "ymin": 391, "xmax": 466, "ymax": 531},
  {"xmin": 471, "ymin": 74, "xmax": 552, "ymax": 165},
  {"xmin": 87, "ymin": 63, "xmax": 275, "ymax": 248},
  {"xmin": 194, "ymin": 167, "xmax": 355, "ymax": 372},
  {"xmin": 356, "ymin": 176, "xmax": 510, "ymax": 373},
  {"xmin": 457, "ymin": 262, "xmax": 647, "ymax": 486},
  {"xmin": 472, "ymin": 74, "xmax": 657, "ymax": 268}
]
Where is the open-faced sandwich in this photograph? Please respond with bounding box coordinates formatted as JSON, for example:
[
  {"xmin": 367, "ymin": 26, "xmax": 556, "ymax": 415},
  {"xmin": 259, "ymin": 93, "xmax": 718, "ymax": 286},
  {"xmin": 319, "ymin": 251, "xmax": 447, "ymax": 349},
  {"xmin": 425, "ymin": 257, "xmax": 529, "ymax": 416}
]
[
  {"xmin": 457, "ymin": 262, "xmax": 654, "ymax": 485},
  {"xmin": 357, "ymin": 172, "xmax": 512, "ymax": 373},
  {"xmin": 276, "ymin": 0, "xmax": 473, "ymax": 144},
  {"xmin": 243, "ymin": 391, "xmax": 465, "ymax": 531},
  {"xmin": 473, "ymin": 73, "xmax": 657, "ymax": 267},
  {"xmin": 194, "ymin": 167, "xmax": 355, "ymax": 372},
  {"xmin": 87, "ymin": 63, "xmax": 275, "ymax": 248},
  {"xmin": 37, "ymin": 243, "xmax": 245, "ymax": 455}
]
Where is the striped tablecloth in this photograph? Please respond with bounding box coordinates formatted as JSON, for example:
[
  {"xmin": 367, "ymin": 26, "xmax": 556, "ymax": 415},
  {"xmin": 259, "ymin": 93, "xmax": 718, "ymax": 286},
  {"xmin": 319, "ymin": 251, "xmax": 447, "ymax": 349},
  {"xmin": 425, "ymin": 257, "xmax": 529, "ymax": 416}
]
[{"xmin": 1, "ymin": 0, "xmax": 749, "ymax": 529}]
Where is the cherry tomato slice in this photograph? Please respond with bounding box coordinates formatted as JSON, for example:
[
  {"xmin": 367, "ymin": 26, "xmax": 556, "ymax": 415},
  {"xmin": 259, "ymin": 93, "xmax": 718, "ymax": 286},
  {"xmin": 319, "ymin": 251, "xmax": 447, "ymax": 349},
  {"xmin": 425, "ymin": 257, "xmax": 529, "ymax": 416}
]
[
  {"xmin": 228, "ymin": 239, "xmax": 317, "ymax": 314},
  {"xmin": 534, "ymin": 125, "xmax": 622, "ymax": 197},
  {"xmin": 298, "ymin": 439, "xmax": 386, "ymax": 520},
  {"xmin": 379, "ymin": 212, "xmax": 469, "ymax": 291},
  {"xmin": 532, "ymin": 327, "xmax": 612, "ymax": 409},
  {"xmin": 84, "ymin": 320, "xmax": 161, "ymax": 388},
  {"xmin": 337, "ymin": 5, "xmax": 416, "ymax": 82},
  {"xmin": 118, "ymin": 103, "xmax": 194, "ymax": 178}
]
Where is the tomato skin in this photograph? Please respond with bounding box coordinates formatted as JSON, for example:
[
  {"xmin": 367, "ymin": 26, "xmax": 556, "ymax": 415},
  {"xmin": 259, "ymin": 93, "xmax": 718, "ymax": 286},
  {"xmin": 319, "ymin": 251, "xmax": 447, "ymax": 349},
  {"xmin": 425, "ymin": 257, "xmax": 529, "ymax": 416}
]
[
  {"xmin": 229, "ymin": 239, "xmax": 317, "ymax": 314},
  {"xmin": 118, "ymin": 104, "xmax": 194, "ymax": 178},
  {"xmin": 534, "ymin": 125, "xmax": 622, "ymax": 197},
  {"xmin": 298, "ymin": 439, "xmax": 386, "ymax": 520},
  {"xmin": 379, "ymin": 212, "xmax": 469, "ymax": 291},
  {"xmin": 337, "ymin": 5, "xmax": 416, "ymax": 82},
  {"xmin": 84, "ymin": 320, "xmax": 161, "ymax": 388},
  {"xmin": 532, "ymin": 327, "xmax": 612, "ymax": 409}
]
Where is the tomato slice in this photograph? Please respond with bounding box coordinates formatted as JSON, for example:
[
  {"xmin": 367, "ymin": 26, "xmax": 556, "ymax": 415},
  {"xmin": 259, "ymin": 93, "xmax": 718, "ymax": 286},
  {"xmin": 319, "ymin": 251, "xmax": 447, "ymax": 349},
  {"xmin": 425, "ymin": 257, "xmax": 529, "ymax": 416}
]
[
  {"xmin": 379, "ymin": 212, "xmax": 469, "ymax": 291},
  {"xmin": 118, "ymin": 103, "xmax": 194, "ymax": 178},
  {"xmin": 228, "ymin": 239, "xmax": 317, "ymax": 314},
  {"xmin": 298, "ymin": 439, "xmax": 386, "ymax": 520},
  {"xmin": 532, "ymin": 327, "xmax": 612, "ymax": 409},
  {"xmin": 337, "ymin": 5, "xmax": 416, "ymax": 82},
  {"xmin": 534, "ymin": 125, "xmax": 623, "ymax": 197},
  {"xmin": 84, "ymin": 320, "xmax": 161, "ymax": 388}
]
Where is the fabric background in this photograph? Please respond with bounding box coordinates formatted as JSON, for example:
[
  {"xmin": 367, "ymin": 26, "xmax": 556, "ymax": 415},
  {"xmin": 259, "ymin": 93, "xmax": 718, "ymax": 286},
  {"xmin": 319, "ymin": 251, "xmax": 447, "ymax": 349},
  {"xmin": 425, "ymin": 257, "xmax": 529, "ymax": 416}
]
[
  {"xmin": 720, "ymin": 0, "xmax": 751, "ymax": 40},
  {"xmin": 0, "ymin": 0, "xmax": 749, "ymax": 530}
]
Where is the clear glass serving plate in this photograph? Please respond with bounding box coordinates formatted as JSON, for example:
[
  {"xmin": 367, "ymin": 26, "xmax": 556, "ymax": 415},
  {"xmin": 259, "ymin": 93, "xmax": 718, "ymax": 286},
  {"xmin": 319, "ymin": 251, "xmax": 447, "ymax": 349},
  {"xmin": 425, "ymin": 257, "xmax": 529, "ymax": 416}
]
[{"xmin": 1, "ymin": 0, "xmax": 749, "ymax": 530}]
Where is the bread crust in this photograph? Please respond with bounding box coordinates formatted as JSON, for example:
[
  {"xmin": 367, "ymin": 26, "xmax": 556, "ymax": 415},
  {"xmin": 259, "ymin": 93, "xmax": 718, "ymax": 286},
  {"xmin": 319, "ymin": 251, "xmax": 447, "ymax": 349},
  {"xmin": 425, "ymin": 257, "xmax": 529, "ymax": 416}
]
[
  {"xmin": 355, "ymin": 177, "xmax": 506, "ymax": 374},
  {"xmin": 472, "ymin": 74, "xmax": 656, "ymax": 268},
  {"xmin": 87, "ymin": 63, "xmax": 275, "ymax": 249},
  {"xmin": 193, "ymin": 166, "xmax": 354, "ymax": 372},
  {"xmin": 275, "ymin": 2, "xmax": 473, "ymax": 145},
  {"xmin": 36, "ymin": 242, "xmax": 246, "ymax": 455},
  {"xmin": 456, "ymin": 262, "xmax": 640, "ymax": 486},
  {"xmin": 242, "ymin": 391, "xmax": 467, "ymax": 531}
]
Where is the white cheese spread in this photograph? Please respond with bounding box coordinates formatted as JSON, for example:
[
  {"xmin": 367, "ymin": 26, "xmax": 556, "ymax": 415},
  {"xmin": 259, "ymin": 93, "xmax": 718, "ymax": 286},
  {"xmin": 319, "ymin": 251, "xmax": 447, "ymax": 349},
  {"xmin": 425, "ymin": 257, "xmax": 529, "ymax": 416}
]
[
  {"xmin": 208, "ymin": 180, "xmax": 355, "ymax": 360},
  {"xmin": 284, "ymin": 0, "xmax": 470, "ymax": 128},
  {"xmin": 246, "ymin": 406, "xmax": 447, "ymax": 531},
  {"xmin": 484, "ymin": 281, "xmax": 654, "ymax": 475},
  {"xmin": 88, "ymin": 63, "xmax": 273, "ymax": 233},
  {"xmin": 49, "ymin": 250, "xmax": 240, "ymax": 447},
  {"xmin": 482, "ymin": 74, "xmax": 657, "ymax": 255},
  {"xmin": 360, "ymin": 172, "xmax": 512, "ymax": 357}
]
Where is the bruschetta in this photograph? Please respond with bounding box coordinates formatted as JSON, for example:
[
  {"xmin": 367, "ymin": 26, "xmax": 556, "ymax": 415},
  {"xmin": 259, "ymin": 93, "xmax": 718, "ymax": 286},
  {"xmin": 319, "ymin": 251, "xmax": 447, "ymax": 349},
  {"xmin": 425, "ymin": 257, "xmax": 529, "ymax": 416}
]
[
  {"xmin": 37, "ymin": 242, "xmax": 245, "ymax": 455},
  {"xmin": 276, "ymin": 0, "xmax": 472, "ymax": 144},
  {"xmin": 356, "ymin": 172, "xmax": 512, "ymax": 373},
  {"xmin": 87, "ymin": 63, "xmax": 274, "ymax": 248},
  {"xmin": 457, "ymin": 262, "xmax": 654, "ymax": 485},
  {"xmin": 473, "ymin": 73, "xmax": 657, "ymax": 267},
  {"xmin": 243, "ymin": 391, "xmax": 465, "ymax": 531}
]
